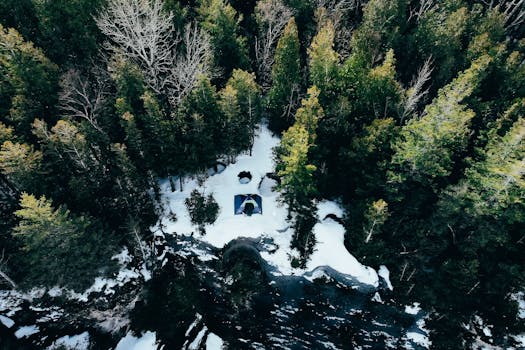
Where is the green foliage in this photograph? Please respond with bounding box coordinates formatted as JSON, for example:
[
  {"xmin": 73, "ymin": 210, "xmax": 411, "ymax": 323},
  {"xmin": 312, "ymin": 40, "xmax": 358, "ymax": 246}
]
[
  {"xmin": 351, "ymin": 0, "xmax": 406, "ymax": 66},
  {"xmin": 308, "ymin": 20, "xmax": 338, "ymax": 104},
  {"xmin": 409, "ymin": 5, "xmax": 469, "ymax": 88},
  {"xmin": 362, "ymin": 199, "xmax": 389, "ymax": 244},
  {"xmin": 220, "ymin": 69, "xmax": 262, "ymax": 158},
  {"xmin": 198, "ymin": 0, "xmax": 249, "ymax": 79},
  {"xmin": 179, "ymin": 75, "xmax": 226, "ymax": 171},
  {"xmin": 0, "ymin": 0, "xmax": 39, "ymax": 41},
  {"xmin": 339, "ymin": 117, "xmax": 398, "ymax": 200},
  {"xmin": 277, "ymin": 124, "xmax": 317, "ymax": 212},
  {"xmin": 294, "ymin": 86, "xmax": 323, "ymax": 144},
  {"xmin": 111, "ymin": 57, "xmax": 147, "ymax": 116},
  {"xmin": 185, "ymin": 189, "xmax": 220, "ymax": 233},
  {"xmin": 32, "ymin": 0, "xmax": 104, "ymax": 65},
  {"xmin": 13, "ymin": 193, "xmax": 117, "ymax": 290},
  {"xmin": 0, "ymin": 122, "xmax": 14, "ymax": 144},
  {"xmin": 0, "ymin": 141, "xmax": 42, "ymax": 191},
  {"xmin": 267, "ymin": 17, "xmax": 302, "ymax": 133},
  {"xmin": 0, "ymin": 24, "xmax": 58, "ymax": 137},
  {"xmin": 390, "ymin": 55, "xmax": 492, "ymax": 190}
]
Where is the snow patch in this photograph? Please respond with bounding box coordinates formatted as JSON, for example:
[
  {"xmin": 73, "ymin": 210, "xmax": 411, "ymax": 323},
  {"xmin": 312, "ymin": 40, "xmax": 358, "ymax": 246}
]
[
  {"xmin": 14, "ymin": 325, "xmax": 40, "ymax": 338},
  {"xmin": 0, "ymin": 315, "xmax": 14, "ymax": 328},
  {"xmin": 48, "ymin": 332, "xmax": 90, "ymax": 350},
  {"xmin": 405, "ymin": 303, "xmax": 422, "ymax": 315},
  {"xmin": 378, "ymin": 265, "xmax": 393, "ymax": 290},
  {"xmin": 115, "ymin": 331, "xmax": 157, "ymax": 350},
  {"xmin": 512, "ymin": 292, "xmax": 525, "ymax": 319},
  {"xmin": 188, "ymin": 326, "xmax": 208, "ymax": 349},
  {"xmin": 47, "ymin": 287, "xmax": 63, "ymax": 298},
  {"xmin": 206, "ymin": 333, "xmax": 224, "ymax": 349}
]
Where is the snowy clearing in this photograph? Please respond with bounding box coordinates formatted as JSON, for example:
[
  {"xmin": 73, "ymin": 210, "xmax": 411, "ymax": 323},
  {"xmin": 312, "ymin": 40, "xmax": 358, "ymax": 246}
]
[{"xmin": 153, "ymin": 124, "xmax": 378, "ymax": 286}]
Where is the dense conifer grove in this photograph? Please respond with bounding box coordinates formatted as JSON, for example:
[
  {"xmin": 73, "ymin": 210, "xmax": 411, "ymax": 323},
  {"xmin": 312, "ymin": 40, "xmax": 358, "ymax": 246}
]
[{"xmin": 0, "ymin": 0, "xmax": 524, "ymax": 347}]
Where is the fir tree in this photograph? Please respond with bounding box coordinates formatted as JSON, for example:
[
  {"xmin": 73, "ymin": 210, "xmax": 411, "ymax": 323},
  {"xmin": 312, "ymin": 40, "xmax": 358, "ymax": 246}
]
[
  {"xmin": 390, "ymin": 54, "xmax": 493, "ymax": 192},
  {"xmin": 267, "ymin": 17, "xmax": 301, "ymax": 133},
  {"xmin": 13, "ymin": 193, "xmax": 117, "ymax": 290},
  {"xmin": 198, "ymin": 0, "xmax": 249, "ymax": 79},
  {"xmin": 0, "ymin": 25, "xmax": 58, "ymax": 137},
  {"xmin": 308, "ymin": 20, "xmax": 338, "ymax": 105}
]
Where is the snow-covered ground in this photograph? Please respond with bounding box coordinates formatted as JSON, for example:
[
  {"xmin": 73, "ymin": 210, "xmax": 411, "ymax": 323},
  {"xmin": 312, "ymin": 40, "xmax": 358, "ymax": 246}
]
[
  {"xmin": 115, "ymin": 331, "xmax": 157, "ymax": 350},
  {"xmin": 153, "ymin": 124, "xmax": 378, "ymax": 286},
  {"xmin": 48, "ymin": 332, "xmax": 90, "ymax": 350}
]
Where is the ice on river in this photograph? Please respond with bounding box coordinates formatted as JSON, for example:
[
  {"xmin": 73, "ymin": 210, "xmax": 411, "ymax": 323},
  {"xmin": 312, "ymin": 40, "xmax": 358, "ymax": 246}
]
[{"xmin": 154, "ymin": 124, "xmax": 379, "ymax": 287}]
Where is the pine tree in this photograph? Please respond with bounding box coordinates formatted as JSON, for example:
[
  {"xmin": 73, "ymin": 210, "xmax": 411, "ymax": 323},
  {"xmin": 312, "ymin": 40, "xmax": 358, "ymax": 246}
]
[
  {"xmin": 219, "ymin": 69, "xmax": 261, "ymax": 158},
  {"xmin": 338, "ymin": 117, "xmax": 398, "ymax": 200},
  {"xmin": 198, "ymin": 0, "xmax": 249, "ymax": 79},
  {"xmin": 362, "ymin": 199, "xmax": 389, "ymax": 244},
  {"xmin": 32, "ymin": 0, "xmax": 105, "ymax": 65},
  {"xmin": 409, "ymin": 5, "xmax": 469, "ymax": 88},
  {"xmin": 308, "ymin": 20, "xmax": 339, "ymax": 105},
  {"xmin": 422, "ymin": 113, "xmax": 525, "ymax": 345},
  {"xmin": 277, "ymin": 125, "xmax": 316, "ymax": 214},
  {"xmin": 294, "ymin": 86, "xmax": 324, "ymax": 145},
  {"xmin": 0, "ymin": 141, "xmax": 42, "ymax": 192},
  {"xmin": 351, "ymin": 0, "xmax": 406, "ymax": 66},
  {"xmin": 185, "ymin": 189, "xmax": 220, "ymax": 234},
  {"xmin": 267, "ymin": 17, "xmax": 302, "ymax": 133},
  {"xmin": 0, "ymin": 25, "xmax": 58, "ymax": 137},
  {"xmin": 390, "ymin": 54, "xmax": 493, "ymax": 191},
  {"xmin": 180, "ymin": 75, "xmax": 225, "ymax": 170},
  {"xmin": 13, "ymin": 193, "xmax": 117, "ymax": 290}
]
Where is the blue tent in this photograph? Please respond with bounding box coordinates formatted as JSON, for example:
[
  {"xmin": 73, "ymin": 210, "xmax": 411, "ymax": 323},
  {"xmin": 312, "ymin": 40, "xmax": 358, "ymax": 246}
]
[{"xmin": 234, "ymin": 194, "xmax": 262, "ymax": 215}]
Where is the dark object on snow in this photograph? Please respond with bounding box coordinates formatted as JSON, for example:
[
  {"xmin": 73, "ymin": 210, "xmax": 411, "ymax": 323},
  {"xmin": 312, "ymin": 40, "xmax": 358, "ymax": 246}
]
[
  {"xmin": 323, "ymin": 213, "xmax": 344, "ymax": 225},
  {"xmin": 238, "ymin": 171, "xmax": 252, "ymax": 184},
  {"xmin": 207, "ymin": 161, "xmax": 226, "ymax": 176},
  {"xmin": 234, "ymin": 194, "xmax": 262, "ymax": 215}
]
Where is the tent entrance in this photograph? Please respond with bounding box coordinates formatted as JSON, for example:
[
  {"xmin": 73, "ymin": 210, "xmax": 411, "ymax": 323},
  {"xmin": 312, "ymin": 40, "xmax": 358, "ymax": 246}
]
[{"xmin": 234, "ymin": 194, "xmax": 262, "ymax": 216}]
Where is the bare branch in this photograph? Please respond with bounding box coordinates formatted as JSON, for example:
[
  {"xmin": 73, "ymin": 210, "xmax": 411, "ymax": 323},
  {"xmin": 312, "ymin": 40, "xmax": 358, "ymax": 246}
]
[
  {"xmin": 401, "ymin": 57, "xmax": 433, "ymax": 122},
  {"xmin": 0, "ymin": 250, "xmax": 16, "ymax": 289},
  {"xmin": 314, "ymin": 0, "xmax": 360, "ymax": 58},
  {"xmin": 254, "ymin": 0, "xmax": 293, "ymax": 90},
  {"xmin": 59, "ymin": 69, "xmax": 108, "ymax": 134},
  {"xmin": 408, "ymin": 0, "xmax": 435, "ymax": 23},
  {"xmin": 166, "ymin": 23, "xmax": 212, "ymax": 106},
  {"xmin": 95, "ymin": 0, "xmax": 177, "ymax": 93},
  {"xmin": 500, "ymin": 0, "xmax": 525, "ymax": 30},
  {"xmin": 96, "ymin": 0, "xmax": 212, "ymax": 106}
]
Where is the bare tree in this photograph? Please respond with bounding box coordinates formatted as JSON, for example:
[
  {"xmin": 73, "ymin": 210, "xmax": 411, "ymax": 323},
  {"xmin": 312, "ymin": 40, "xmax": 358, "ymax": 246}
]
[
  {"xmin": 166, "ymin": 23, "xmax": 212, "ymax": 106},
  {"xmin": 401, "ymin": 57, "xmax": 433, "ymax": 123},
  {"xmin": 500, "ymin": 0, "xmax": 525, "ymax": 30},
  {"xmin": 254, "ymin": 0, "xmax": 293, "ymax": 90},
  {"xmin": 96, "ymin": 0, "xmax": 212, "ymax": 106},
  {"xmin": 408, "ymin": 0, "xmax": 435, "ymax": 23},
  {"xmin": 477, "ymin": 0, "xmax": 525, "ymax": 30},
  {"xmin": 58, "ymin": 69, "xmax": 108, "ymax": 134},
  {"xmin": 0, "ymin": 250, "xmax": 17, "ymax": 289},
  {"xmin": 314, "ymin": 0, "xmax": 359, "ymax": 58},
  {"xmin": 95, "ymin": 0, "xmax": 176, "ymax": 94}
]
